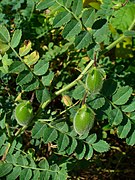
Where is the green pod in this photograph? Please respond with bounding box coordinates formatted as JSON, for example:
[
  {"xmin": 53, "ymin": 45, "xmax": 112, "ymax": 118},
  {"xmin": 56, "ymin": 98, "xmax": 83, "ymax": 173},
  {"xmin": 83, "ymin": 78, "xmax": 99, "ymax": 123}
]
[
  {"xmin": 73, "ymin": 104, "xmax": 95, "ymax": 135},
  {"xmin": 15, "ymin": 101, "xmax": 33, "ymax": 126},
  {"xmin": 86, "ymin": 67, "xmax": 104, "ymax": 94}
]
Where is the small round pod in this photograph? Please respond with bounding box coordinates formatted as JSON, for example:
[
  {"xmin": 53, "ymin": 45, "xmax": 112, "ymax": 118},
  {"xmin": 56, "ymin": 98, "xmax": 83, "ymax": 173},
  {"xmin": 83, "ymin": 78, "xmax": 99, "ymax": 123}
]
[
  {"xmin": 15, "ymin": 101, "xmax": 33, "ymax": 126},
  {"xmin": 62, "ymin": 95, "xmax": 73, "ymax": 107},
  {"xmin": 86, "ymin": 67, "xmax": 105, "ymax": 94},
  {"xmin": 73, "ymin": 104, "xmax": 95, "ymax": 135}
]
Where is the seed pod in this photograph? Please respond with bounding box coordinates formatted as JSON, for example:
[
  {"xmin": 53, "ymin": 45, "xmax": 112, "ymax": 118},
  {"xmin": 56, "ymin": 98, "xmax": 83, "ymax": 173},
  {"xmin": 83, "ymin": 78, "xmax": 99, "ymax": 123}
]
[
  {"xmin": 86, "ymin": 67, "xmax": 105, "ymax": 94},
  {"xmin": 62, "ymin": 95, "xmax": 73, "ymax": 107},
  {"xmin": 73, "ymin": 104, "xmax": 95, "ymax": 135},
  {"xmin": 15, "ymin": 101, "xmax": 33, "ymax": 126}
]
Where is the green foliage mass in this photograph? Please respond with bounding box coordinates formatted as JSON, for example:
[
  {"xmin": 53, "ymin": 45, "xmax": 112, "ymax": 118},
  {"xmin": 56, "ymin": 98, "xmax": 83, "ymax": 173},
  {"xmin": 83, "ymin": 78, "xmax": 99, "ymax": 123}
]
[{"xmin": 0, "ymin": 0, "xmax": 135, "ymax": 179}]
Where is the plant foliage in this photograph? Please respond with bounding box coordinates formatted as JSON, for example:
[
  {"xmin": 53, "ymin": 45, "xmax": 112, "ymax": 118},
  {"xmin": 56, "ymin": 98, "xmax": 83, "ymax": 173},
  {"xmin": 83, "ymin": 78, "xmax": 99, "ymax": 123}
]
[{"xmin": 0, "ymin": 0, "xmax": 135, "ymax": 179}]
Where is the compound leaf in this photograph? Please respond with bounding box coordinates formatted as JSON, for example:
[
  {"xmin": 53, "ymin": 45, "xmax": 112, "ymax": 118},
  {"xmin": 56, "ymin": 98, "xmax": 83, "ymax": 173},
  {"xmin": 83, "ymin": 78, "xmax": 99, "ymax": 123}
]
[
  {"xmin": 117, "ymin": 119, "xmax": 131, "ymax": 139},
  {"xmin": 16, "ymin": 70, "xmax": 33, "ymax": 86},
  {"xmin": 62, "ymin": 19, "xmax": 82, "ymax": 40},
  {"xmin": 75, "ymin": 31, "xmax": 93, "ymax": 49},
  {"xmin": 92, "ymin": 140, "xmax": 110, "ymax": 152},
  {"xmin": 0, "ymin": 25, "xmax": 10, "ymax": 43},
  {"xmin": 111, "ymin": 3, "xmax": 135, "ymax": 32},
  {"xmin": 36, "ymin": 88, "xmax": 51, "ymax": 103},
  {"xmin": 19, "ymin": 40, "xmax": 32, "ymax": 57},
  {"xmin": 65, "ymin": 137, "xmax": 77, "ymax": 155},
  {"xmin": 86, "ymin": 133, "xmax": 97, "ymax": 144},
  {"xmin": 122, "ymin": 99, "xmax": 135, "ymax": 112},
  {"xmin": 109, "ymin": 108, "xmax": 123, "ymax": 126},
  {"xmin": 6, "ymin": 166, "xmax": 21, "ymax": 180},
  {"xmin": 34, "ymin": 60, "xmax": 49, "ymax": 76},
  {"xmin": 36, "ymin": 0, "xmax": 55, "ymax": 10},
  {"xmin": 82, "ymin": 8, "xmax": 95, "ymax": 28},
  {"xmin": 72, "ymin": 85, "xmax": 85, "ymax": 100},
  {"xmin": 11, "ymin": 29, "xmax": 22, "ymax": 48},
  {"xmin": 53, "ymin": 11, "xmax": 72, "ymax": 28},
  {"xmin": 22, "ymin": 78, "xmax": 39, "ymax": 91},
  {"xmin": 85, "ymin": 144, "xmax": 93, "ymax": 160},
  {"xmin": 33, "ymin": 170, "xmax": 40, "ymax": 180},
  {"xmin": 32, "ymin": 122, "xmax": 47, "ymax": 139},
  {"xmin": 75, "ymin": 142, "xmax": 86, "ymax": 160},
  {"xmin": 43, "ymin": 127, "xmax": 58, "ymax": 143},
  {"xmin": 23, "ymin": 51, "xmax": 39, "ymax": 66},
  {"xmin": 0, "ymin": 162, "xmax": 13, "ymax": 178},
  {"xmin": 71, "ymin": 0, "xmax": 83, "ymax": 16},
  {"xmin": 112, "ymin": 86, "xmax": 133, "ymax": 105},
  {"xmin": 63, "ymin": 0, "xmax": 73, "ymax": 8},
  {"xmin": 20, "ymin": 169, "xmax": 32, "ymax": 180},
  {"xmin": 126, "ymin": 125, "xmax": 135, "ymax": 146},
  {"xmin": 42, "ymin": 71, "xmax": 54, "ymax": 86},
  {"xmin": 9, "ymin": 61, "xmax": 25, "ymax": 73},
  {"xmin": 57, "ymin": 134, "xmax": 70, "ymax": 152}
]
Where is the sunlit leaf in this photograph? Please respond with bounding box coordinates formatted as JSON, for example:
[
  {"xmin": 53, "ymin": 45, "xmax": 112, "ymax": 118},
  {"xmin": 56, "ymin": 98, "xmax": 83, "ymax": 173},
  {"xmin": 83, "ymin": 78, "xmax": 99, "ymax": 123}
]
[
  {"xmin": 82, "ymin": 8, "xmax": 95, "ymax": 28},
  {"xmin": 9, "ymin": 61, "xmax": 26, "ymax": 73},
  {"xmin": 36, "ymin": 88, "xmax": 51, "ymax": 103},
  {"xmin": 53, "ymin": 11, "xmax": 72, "ymax": 28},
  {"xmin": 16, "ymin": 70, "xmax": 33, "ymax": 85},
  {"xmin": 62, "ymin": 19, "xmax": 82, "ymax": 40},
  {"xmin": 0, "ymin": 162, "xmax": 13, "ymax": 178},
  {"xmin": 34, "ymin": 60, "xmax": 49, "ymax": 76},
  {"xmin": 0, "ymin": 25, "xmax": 10, "ymax": 43},
  {"xmin": 23, "ymin": 51, "xmax": 39, "ymax": 66},
  {"xmin": 6, "ymin": 166, "xmax": 21, "ymax": 180},
  {"xmin": 112, "ymin": 86, "xmax": 133, "ymax": 105},
  {"xmin": 92, "ymin": 140, "xmax": 110, "ymax": 152},
  {"xmin": 109, "ymin": 108, "xmax": 123, "ymax": 126},
  {"xmin": 57, "ymin": 134, "xmax": 70, "ymax": 152},
  {"xmin": 43, "ymin": 127, "xmax": 58, "ymax": 143},
  {"xmin": 117, "ymin": 118, "xmax": 131, "ymax": 139},
  {"xmin": 11, "ymin": 29, "xmax": 22, "ymax": 48},
  {"xmin": 71, "ymin": 0, "xmax": 83, "ymax": 16},
  {"xmin": 75, "ymin": 31, "xmax": 93, "ymax": 49},
  {"xmin": 19, "ymin": 40, "xmax": 32, "ymax": 57}
]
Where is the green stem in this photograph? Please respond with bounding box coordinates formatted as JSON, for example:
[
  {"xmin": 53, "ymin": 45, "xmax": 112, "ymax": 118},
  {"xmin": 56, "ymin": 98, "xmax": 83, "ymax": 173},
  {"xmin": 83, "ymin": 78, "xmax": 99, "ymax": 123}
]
[
  {"xmin": 55, "ymin": 60, "xmax": 94, "ymax": 96},
  {"xmin": 105, "ymin": 34, "xmax": 125, "ymax": 52},
  {"xmin": 14, "ymin": 126, "xmax": 28, "ymax": 137},
  {"xmin": 5, "ymin": 123, "xmax": 11, "ymax": 138},
  {"xmin": 103, "ymin": 17, "xmax": 135, "ymax": 54},
  {"xmin": 40, "ymin": 60, "xmax": 94, "ymax": 110},
  {"xmin": 55, "ymin": 0, "xmax": 81, "ymax": 24}
]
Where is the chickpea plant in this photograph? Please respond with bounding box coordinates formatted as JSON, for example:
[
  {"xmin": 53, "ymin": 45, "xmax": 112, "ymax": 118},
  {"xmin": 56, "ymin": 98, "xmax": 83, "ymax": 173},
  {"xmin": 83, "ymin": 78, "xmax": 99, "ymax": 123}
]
[{"xmin": 0, "ymin": 0, "xmax": 135, "ymax": 179}]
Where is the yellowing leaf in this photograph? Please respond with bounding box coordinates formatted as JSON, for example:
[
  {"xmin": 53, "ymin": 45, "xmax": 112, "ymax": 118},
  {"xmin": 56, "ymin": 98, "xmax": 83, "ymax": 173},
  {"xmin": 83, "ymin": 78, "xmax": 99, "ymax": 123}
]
[
  {"xmin": 23, "ymin": 51, "xmax": 39, "ymax": 66},
  {"xmin": 115, "ymin": 37, "xmax": 133, "ymax": 58},
  {"xmin": 62, "ymin": 95, "xmax": 73, "ymax": 106},
  {"xmin": 0, "ymin": 41, "xmax": 10, "ymax": 54},
  {"xmin": 19, "ymin": 40, "xmax": 32, "ymax": 57},
  {"xmin": 83, "ymin": 0, "xmax": 102, "ymax": 9}
]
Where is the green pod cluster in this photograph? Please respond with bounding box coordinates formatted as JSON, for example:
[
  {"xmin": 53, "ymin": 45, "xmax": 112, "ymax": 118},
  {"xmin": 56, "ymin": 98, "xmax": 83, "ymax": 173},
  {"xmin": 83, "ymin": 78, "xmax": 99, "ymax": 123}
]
[
  {"xmin": 86, "ymin": 67, "xmax": 105, "ymax": 94},
  {"xmin": 73, "ymin": 104, "xmax": 95, "ymax": 135},
  {"xmin": 15, "ymin": 101, "xmax": 33, "ymax": 126}
]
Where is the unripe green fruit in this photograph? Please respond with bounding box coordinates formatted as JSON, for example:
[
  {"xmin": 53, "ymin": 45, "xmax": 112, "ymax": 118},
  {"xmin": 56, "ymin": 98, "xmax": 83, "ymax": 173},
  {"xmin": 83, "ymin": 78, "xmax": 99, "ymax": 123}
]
[
  {"xmin": 73, "ymin": 104, "xmax": 95, "ymax": 135},
  {"xmin": 86, "ymin": 67, "xmax": 104, "ymax": 94},
  {"xmin": 15, "ymin": 101, "xmax": 33, "ymax": 126}
]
